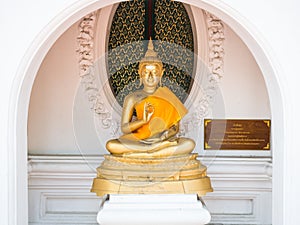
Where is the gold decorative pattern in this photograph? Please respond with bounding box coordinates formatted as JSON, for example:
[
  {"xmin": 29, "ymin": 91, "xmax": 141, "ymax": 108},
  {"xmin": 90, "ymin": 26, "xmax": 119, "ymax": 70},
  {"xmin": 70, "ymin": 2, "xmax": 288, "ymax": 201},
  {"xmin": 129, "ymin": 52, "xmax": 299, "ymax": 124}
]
[
  {"xmin": 204, "ymin": 141, "xmax": 212, "ymax": 149},
  {"xmin": 108, "ymin": 0, "xmax": 146, "ymax": 106},
  {"xmin": 204, "ymin": 119, "xmax": 212, "ymax": 127},
  {"xmin": 108, "ymin": 0, "xmax": 194, "ymax": 106},
  {"xmin": 264, "ymin": 120, "xmax": 271, "ymax": 127},
  {"xmin": 154, "ymin": 0, "xmax": 194, "ymax": 103},
  {"xmin": 263, "ymin": 143, "xmax": 270, "ymax": 150}
]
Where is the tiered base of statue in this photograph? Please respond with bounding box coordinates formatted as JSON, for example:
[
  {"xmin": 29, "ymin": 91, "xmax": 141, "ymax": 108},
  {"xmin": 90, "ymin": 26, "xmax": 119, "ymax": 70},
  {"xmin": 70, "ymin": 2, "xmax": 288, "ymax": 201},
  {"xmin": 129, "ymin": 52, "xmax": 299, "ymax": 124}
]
[{"xmin": 91, "ymin": 153, "xmax": 213, "ymax": 196}]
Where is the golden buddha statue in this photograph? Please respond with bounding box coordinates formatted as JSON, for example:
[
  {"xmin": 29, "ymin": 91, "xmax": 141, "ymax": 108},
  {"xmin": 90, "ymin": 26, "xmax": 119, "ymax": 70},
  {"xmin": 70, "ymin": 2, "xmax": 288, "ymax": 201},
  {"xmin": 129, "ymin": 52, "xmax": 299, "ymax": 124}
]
[
  {"xmin": 106, "ymin": 39, "xmax": 195, "ymax": 158},
  {"xmin": 91, "ymin": 39, "xmax": 213, "ymax": 196}
]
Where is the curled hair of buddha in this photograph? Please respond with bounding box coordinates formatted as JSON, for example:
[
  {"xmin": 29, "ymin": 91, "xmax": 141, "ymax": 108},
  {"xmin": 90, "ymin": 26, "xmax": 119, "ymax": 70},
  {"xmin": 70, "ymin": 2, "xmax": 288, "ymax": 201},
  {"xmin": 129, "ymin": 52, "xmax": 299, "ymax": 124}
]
[{"xmin": 138, "ymin": 38, "xmax": 164, "ymax": 77}]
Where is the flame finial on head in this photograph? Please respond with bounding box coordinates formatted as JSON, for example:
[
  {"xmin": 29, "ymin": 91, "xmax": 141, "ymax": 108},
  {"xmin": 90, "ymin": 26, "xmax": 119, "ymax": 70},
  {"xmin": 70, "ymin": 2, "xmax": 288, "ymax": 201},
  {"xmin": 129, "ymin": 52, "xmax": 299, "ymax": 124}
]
[
  {"xmin": 138, "ymin": 38, "xmax": 164, "ymax": 75},
  {"xmin": 144, "ymin": 37, "xmax": 156, "ymax": 58}
]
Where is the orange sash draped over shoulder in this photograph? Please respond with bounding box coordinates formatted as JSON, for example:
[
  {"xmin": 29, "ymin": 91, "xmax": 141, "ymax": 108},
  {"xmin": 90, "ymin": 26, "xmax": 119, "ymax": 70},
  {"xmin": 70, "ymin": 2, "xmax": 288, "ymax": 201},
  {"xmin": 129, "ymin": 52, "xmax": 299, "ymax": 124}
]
[{"xmin": 121, "ymin": 87, "xmax": 187, "ymax": 141}]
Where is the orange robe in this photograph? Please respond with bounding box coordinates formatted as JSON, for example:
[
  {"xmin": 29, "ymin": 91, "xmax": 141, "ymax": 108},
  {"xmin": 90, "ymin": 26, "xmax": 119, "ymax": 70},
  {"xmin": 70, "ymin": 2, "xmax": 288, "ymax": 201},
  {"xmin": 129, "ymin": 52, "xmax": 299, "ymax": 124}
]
[{"xmin": 121, "ymin": 87, "xmax": 187, "ymax": 141}]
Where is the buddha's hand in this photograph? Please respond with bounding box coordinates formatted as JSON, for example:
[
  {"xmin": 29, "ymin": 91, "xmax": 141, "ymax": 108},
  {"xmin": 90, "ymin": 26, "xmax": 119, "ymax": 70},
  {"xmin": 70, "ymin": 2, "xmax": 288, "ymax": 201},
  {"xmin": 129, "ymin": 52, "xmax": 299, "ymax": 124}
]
[
  {"xmin": 160, "ymin": 130, "xmax": 169, "ymax": 141},
  {"xmin": 140, "ymin": 137, "xmax": 161, "ymax": 145},
  {"xmin": 140, "ymin": 130, "xmax": 168, "ymax": 145},
  {"xmin": 143, "ymin": 102, "xmax": 154, "ymax": 123}
]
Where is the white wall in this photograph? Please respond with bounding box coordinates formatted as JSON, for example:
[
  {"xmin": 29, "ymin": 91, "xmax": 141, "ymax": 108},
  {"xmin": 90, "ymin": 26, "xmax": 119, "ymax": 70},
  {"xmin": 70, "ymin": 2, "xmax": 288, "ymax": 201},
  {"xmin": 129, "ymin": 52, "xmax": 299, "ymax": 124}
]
[
  {"xmin": 27, "ymin": 10, "xmax": 270, "ymax": 155},
  {"xmin": 26, "ymin": 7, "xmax": 273, "ymax": 224},
  {"xmin": 28, "ymin": 21, "xmax": 81, "ymax": 154},
  {"xmin": 28, "ymin": 155, "xmax": 272, "ymax": 225},
  {"xmin": 221, "ymin": 25, "xmax": 270, "ymax": 118}
]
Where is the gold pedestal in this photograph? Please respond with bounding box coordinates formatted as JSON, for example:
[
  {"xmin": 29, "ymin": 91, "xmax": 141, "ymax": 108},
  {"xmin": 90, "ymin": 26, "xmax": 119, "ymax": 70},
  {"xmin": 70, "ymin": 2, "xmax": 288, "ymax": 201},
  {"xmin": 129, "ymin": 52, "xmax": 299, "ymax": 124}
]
[{"xmin": 91, "ymin": 154, "xmax": 213, "ymax": 197}]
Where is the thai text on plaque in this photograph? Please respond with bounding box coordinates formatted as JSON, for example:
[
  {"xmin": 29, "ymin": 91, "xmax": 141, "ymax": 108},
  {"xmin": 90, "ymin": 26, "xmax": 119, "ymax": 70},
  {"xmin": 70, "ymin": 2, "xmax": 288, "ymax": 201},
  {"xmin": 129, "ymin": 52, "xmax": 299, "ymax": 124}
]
[{"xmin": 204, "ymin": 119, "xmax": 271, "ymax": 150}]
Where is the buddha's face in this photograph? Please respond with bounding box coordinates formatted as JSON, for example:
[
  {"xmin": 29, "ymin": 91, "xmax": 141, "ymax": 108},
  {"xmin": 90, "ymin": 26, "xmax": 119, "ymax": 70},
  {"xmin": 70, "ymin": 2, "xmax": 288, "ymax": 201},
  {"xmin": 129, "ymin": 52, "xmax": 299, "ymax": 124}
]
[{"xmin": 140, "ymin": 63, "xmax": 162, "ymax": 87}]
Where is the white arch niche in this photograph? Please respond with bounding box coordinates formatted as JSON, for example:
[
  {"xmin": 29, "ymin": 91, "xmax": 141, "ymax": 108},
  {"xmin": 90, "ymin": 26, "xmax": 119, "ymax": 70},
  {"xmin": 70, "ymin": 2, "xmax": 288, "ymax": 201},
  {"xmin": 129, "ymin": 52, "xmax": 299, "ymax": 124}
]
[
  {"xmin": 78, "ymin": 3, "xmax": 224, "ymax": 150},
  {"xmin": 8, "ymin": 0, "xmax": 284, "ymax": 224}
]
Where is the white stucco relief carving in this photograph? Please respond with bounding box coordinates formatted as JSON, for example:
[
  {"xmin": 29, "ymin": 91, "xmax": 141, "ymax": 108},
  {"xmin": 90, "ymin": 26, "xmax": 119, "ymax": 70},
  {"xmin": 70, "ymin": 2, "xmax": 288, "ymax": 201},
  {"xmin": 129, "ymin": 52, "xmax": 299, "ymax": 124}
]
[
  {"xmin": 77, "ymin": 12, "xmax": 113, "ymax": 129},
  {"xmin": 195, "ymin": 11, "xmax": 224, "ymax": 119}
]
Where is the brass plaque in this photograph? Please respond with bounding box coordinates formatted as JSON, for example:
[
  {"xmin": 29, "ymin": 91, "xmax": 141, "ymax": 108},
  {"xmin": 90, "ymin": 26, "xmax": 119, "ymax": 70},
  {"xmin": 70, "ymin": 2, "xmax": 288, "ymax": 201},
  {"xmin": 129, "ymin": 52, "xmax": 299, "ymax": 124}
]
[{"xmin": 204, "ymin": 119, "xmax": 271, "ymax": 150}]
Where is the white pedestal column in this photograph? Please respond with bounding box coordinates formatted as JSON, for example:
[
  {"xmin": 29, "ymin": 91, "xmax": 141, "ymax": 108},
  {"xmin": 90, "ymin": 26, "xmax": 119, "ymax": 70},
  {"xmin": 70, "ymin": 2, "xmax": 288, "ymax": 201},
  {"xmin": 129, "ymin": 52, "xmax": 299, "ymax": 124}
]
[{"xmin": 97, "ymin": 194, "xmax": 211, "ymax": 225}]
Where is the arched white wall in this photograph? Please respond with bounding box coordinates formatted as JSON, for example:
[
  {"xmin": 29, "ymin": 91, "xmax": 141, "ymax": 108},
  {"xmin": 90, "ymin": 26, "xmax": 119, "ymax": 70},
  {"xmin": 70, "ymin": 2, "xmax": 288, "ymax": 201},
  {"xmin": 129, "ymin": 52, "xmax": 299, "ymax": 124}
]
[
  {"xmin": 221, "ymin": 24, "xmax": 270, "ymax": 118},
  {"xmin": 28, "ymin": 21, "xmax": 81, "ymax": 154},
  {"xmin": 3, "ymin": 0, "xmax": 300, "ymax": 224},
  {"xmin": 4, "ymin": 1, "xmax": 122, "ymax": 224},
  {"xmin": 27, "ymin": 9, "xmax": 270, "ymax": 156}
]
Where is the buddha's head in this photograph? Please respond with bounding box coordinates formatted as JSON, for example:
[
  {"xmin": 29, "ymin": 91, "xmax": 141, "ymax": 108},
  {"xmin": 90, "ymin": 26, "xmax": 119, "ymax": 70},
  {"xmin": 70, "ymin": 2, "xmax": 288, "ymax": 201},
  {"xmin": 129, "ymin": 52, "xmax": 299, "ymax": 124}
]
[{"xmin": 138, "ymin": 39, "xmax": 164, "ymax": 86}]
